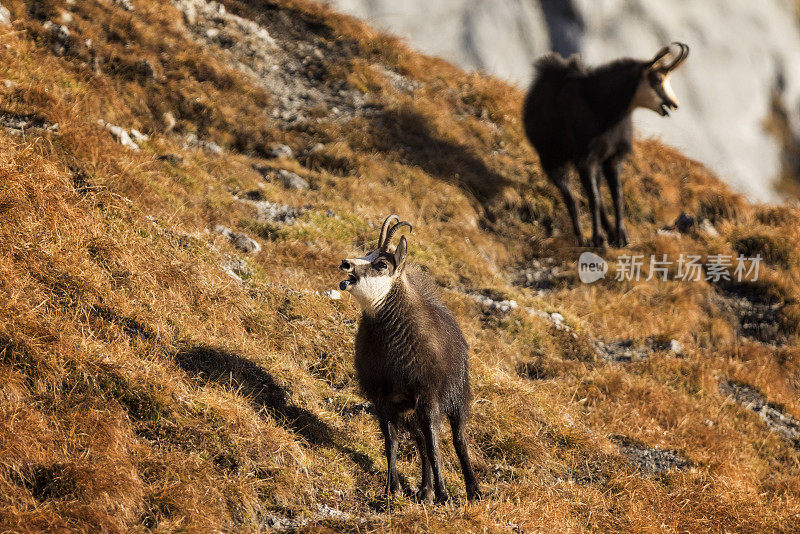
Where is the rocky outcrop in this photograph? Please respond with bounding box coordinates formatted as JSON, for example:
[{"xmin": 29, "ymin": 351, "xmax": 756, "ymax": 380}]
[
  {"xmin": 326, "ymin": 0, "xmax": 800, "ymax": 201},
  {"xmin": 720, "ymin": 380, "xmax": 800, "ymax": 444},
  {"xmin": 174, "ymin": 0, "xmax": 378, "ymax": 128}
]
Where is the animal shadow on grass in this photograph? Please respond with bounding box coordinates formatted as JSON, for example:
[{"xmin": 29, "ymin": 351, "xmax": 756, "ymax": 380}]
[
  {"xmin": 368, "ymin": 107, "xmax": 518, "ymax": 222},
  {"xmin": 173, "ymin": 345, "xmax": 381, "ymax": 474},
  {"xmin": 173, "ymin": 345, "xmax": 334, "ymax": 445}
]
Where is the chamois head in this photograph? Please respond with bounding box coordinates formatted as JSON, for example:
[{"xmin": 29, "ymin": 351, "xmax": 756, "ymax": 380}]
[
  {"xmin": 632, "ymin": 42, "xmax": 690, "ymax": 116},
  {"xmin": 338, "ymin": 215, "xmax": 412, "ymax": 309}
]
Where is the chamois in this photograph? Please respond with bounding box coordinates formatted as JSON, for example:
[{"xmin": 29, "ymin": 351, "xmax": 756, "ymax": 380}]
[
  {"xmin": 338, "ymin": 215, "xmax": 481, "ymax": 503},
  {"xmin": 523, "ymin": 42, "xmax": 690, "ymax": 247}
]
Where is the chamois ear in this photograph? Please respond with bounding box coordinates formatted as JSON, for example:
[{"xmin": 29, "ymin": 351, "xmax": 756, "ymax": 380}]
[
  {"xmin": 646, "ymin": 45, "xmax": 672, "ymax": 71},
  {"xmin": 394, "ymin": 235, "xmax": 408, "ymax": 271}
]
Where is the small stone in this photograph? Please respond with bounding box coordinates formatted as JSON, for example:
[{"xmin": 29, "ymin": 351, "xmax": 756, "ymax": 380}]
[
  {"xmin": 316, "ymin": 504, "xmax": 349, "ymax": 521},
  {"xmin": 469, "ymin": 293, "xmax": 518, "ymax": 315},
  {"xmin": 550, "ymin": 312, "xmax": 565, "ymax": 323},
  {"xmin": 202, "ymin": 140, "xmax": 223, "ymax": 155},
  {"xmin": 231, "ymin": 232, "xmax": 261, "ymax": 254},
  {"xmin": 267, "ymin": 144, "xmax": 293, "ymax": 159},
  {"xmin": 656, "ymin": 228, "xmax": 680, "ymax": 237},
  {"xmin": 309, "ymin": 142, "xmax": 325, "ymax": 153},
  {"xmin": 100, "ymin": 120, "xmax": 139, "ymax": 151},
  {"xmin": 699, "ymin": 219, "xmax": 719, "ymax": 237},
  {"xmin": 668, "ymin": 339, "xmax": 683, "ymax": 355},
  {"xmin": 323, "ymin": 289, "xmax": 341, "ymax": 300},
  {"xmin": 243, "ymin": 199, "xmax": 300, "ymax": 224},
  {"xmin": 129, "ymin": 128, "xmax": 149, "ymax": 142},
  {"xmin": 214, "ymin": 225, "xmax": 233, "ymax": 238},
  {"xmin": 51, "ymin": 22, "xmax": 71, "ymax": 43},
  {"xmin": 221, "ymin": 256, "xmax": 251, "ymax": 282},
  {"xmin": 113, "ymin": 0, "xmax": 135, "ymax": 11},
  {"xmin": 57, "ymin": 11, "xmax": 73, "ymax": 25},
  {"xmin": 0, "ymin": 4, "xmax": 11, "ymax": 25},
  {"xmin": 276, "ymin": 169, "xmax": 309, "ymax": 190}
]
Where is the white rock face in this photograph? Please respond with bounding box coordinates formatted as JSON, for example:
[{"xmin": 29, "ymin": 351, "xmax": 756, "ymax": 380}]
[
  {"xmin": 0, "ymin": 4, "xmax": 11, "ymax": 26},
  {"xmin": 326, "ymin": 0, "xmax": 800, "ymax": 201}
]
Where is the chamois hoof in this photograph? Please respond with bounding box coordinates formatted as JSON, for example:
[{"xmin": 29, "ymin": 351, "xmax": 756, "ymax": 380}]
[
  {"xmin": 416, "ymin": 486, "xmax": 435, "ymax": 504},
  {"xmin": 386, "ymin": 484, "xmax": 401, "ymax": 498},
  {"xmin": 466, "ymin": 486, "xmax": 483, "ymax": 502},
  {"xmin": 615, "ymin": 229, "xmax": 629, "ymax": 248},
  {"xmin": 434, "ymin": 490, "xmax": 450, "ymax": 505},
  {"xmin": 591, "ymin": 234, "xmax": 607, "ymax": 248}
]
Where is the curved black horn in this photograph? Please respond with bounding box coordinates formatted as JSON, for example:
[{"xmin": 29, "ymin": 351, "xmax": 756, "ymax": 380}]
[
  {"xmin": 383, "ymin": 221, "xmax": 412, "ymax": 249},
  {"xmin": 378, "ymin": 214, "xmax": 399, "ymax": 249},
  {"xmin": 663, "ymin": 42, "xmax": 689, "ymax": 71},
  {"xmin": 646, "ymin": 45, "xmax": 672, "ymax": 69}
]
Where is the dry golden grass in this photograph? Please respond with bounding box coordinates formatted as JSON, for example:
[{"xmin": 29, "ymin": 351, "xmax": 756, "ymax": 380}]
[{"xmin": 0, "ymin": 0, "xmax": 799, "ymax": 532}]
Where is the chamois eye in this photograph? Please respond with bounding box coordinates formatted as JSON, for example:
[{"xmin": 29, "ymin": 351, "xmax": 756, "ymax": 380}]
[{"xmin": 373, "ymin": 260, "xmax": 388, "ymax": 271}]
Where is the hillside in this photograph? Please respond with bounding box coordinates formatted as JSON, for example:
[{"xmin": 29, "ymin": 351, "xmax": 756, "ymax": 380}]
[{"xmin": 0, "ymin": 0, "xmax": 799, "ymax": 532}]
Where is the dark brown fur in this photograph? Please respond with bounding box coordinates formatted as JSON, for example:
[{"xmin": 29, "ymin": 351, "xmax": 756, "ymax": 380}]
[{"xmin": 354, "ymin": 267, "xmax": 480, "ymax": 503}]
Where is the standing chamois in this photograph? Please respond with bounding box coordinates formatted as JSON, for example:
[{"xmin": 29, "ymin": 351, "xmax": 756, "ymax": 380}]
[
  {"xmin": 523, "ymin": 42, "xmax": 690, "ymax": 247},
  {"xmin": 338, "ymin": 215, "xmax": 481, "ymax": 503}
]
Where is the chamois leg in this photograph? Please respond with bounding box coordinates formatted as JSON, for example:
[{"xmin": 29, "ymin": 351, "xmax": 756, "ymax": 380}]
[
  {"xmin": 603, "ymin": 159, "xmax": 628, "ymax": 247},
  {"xmin": 411, "ymin": 423, "xmax": 434, "ymax": 503},
  {"xmin": 419, "ymin": 408, "xmax": 449, "ymax": 503},
  {"xmin": 449, "ymin": 411, "xmax": 481, "ymax": 501},
  {"xmin": 378, "ymin": 411, "xmax": 401, "ymax": 497},
  {"xmin": 577, "ymin": 164, "xmax": 607, "ymax": 248},
  {"xmin": 594, "ymin": 173, "xmax": 616, "ymax": 242},
  {"xmin": 546, "ymin": 165, "xmax": 585, "ymax": 246}
]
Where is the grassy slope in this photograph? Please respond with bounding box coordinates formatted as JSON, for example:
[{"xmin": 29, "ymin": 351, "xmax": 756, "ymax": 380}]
[{"xmin": 0, "ymin": 0, "xmax": 799, "ymax": 532}]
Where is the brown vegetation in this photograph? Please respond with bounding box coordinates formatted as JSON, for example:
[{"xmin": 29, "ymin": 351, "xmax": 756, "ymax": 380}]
[{"xmin": 0, "ymin": 0, "xmax": 799, "ymax": 532}]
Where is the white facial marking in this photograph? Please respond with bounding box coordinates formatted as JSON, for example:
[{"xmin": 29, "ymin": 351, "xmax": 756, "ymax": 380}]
[
  {"xmin": 661, "ymin": 75, "xmax": 679, "ymax": 106},
  {"xmin": 632, "ymin": 72, "xmax": 679, "ymax": 114},
  {"xmin": 348, "ymin": 273, "xmax": 393, "ymax": 311},
  {"xmin": 341, "ymin": 249, "xmax": 394, "ymax": 312},
  {"xmin": 346, "ymin": 250, "xmax": 380, "ymax": 268}
]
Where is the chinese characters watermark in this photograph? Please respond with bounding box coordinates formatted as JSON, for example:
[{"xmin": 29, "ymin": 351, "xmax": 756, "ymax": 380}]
[{"xmin": 578, "ymin": 253, "xmax": 762, "ymax": 284}]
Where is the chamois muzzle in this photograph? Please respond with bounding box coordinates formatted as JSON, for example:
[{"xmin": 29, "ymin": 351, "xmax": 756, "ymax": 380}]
[
  {"xmin": 339, "ymin": 260, "xmax": 357, "ymax": 290},
  {"xmin": 655, "ymin": 90, "xmax": 679, "ymax": 117},
  {"xmin": 339, "ymin": 275, "xmax": 358, "ymax": 291}
]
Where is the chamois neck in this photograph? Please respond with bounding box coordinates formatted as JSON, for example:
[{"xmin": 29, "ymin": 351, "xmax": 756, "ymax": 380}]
[
  {"xmin": 586, "ymin": 59, "xmax": 642, "ymax": 129},
  {"xmin": 362, "ymin": 272, "xmax": 408, "ymax": 318}
]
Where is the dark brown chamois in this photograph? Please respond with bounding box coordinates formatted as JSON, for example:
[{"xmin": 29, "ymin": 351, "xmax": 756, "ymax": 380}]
[
  {"xmin": 523, "ymin": 42, "xmax": 689, "ymax": 247},
  {"xmin": 338, "ymin": 215, "xmax": 481, "ymax": 503}
]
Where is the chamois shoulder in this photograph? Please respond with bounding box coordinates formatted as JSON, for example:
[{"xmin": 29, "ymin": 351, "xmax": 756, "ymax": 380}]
[{"xmin": 403, "ymin": 266, "xmax": 443, "ymax": 306}]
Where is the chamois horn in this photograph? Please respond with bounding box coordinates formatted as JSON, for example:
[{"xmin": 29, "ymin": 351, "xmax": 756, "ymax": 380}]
[
  {"xmin": 662, "ymin": 42, "xmax": 689, "ymax": 71},
  {"xmin": 383, "ymin": 221, "xmax": 412, "ymax": 250},
  {"xmin": 378, "ymin": 214, "xmax": 399, "ymax": 250}
]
